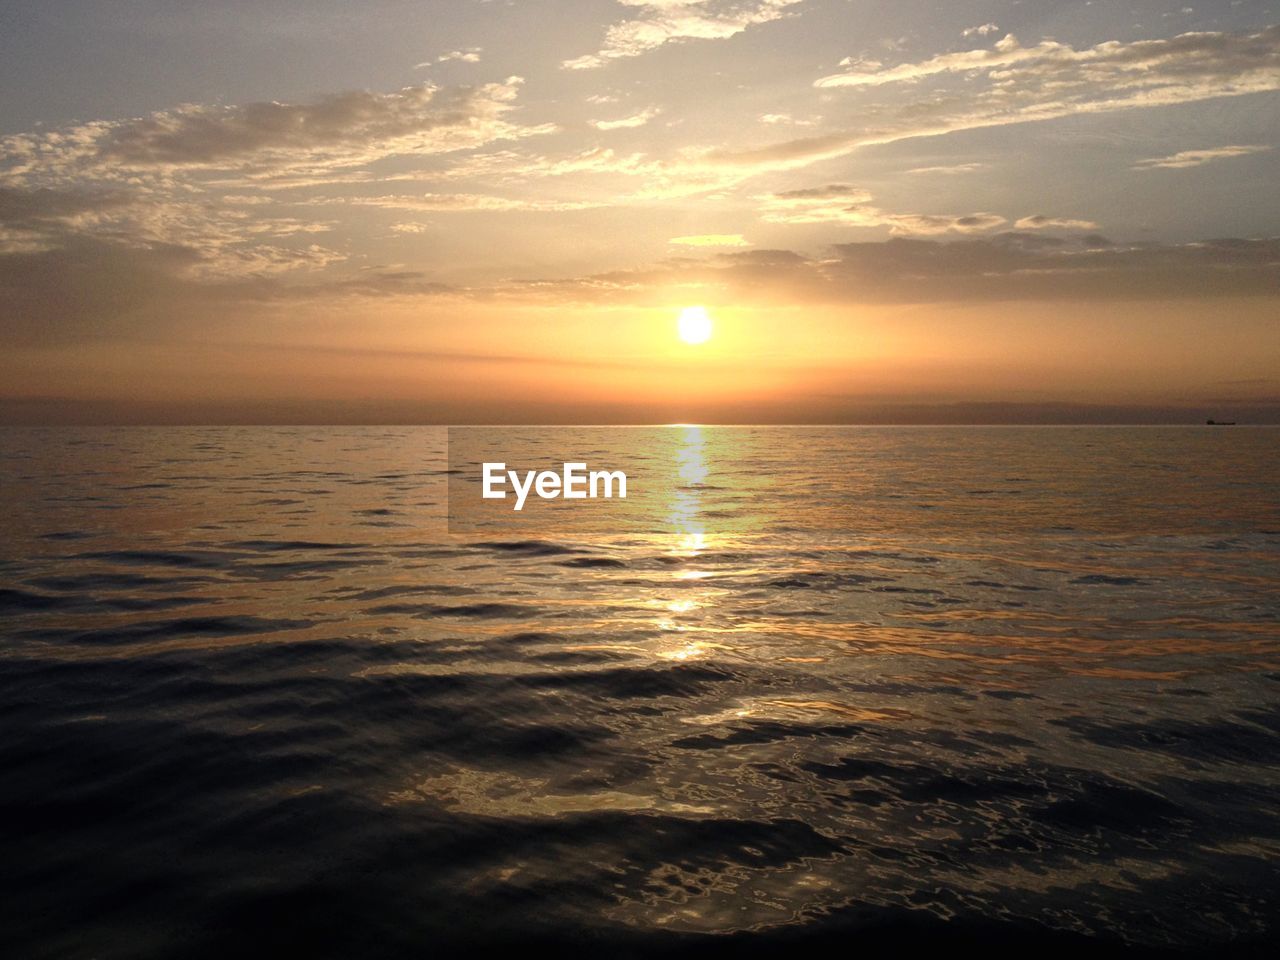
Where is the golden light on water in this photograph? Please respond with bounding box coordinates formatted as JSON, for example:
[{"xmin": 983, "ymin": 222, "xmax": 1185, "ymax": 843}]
[
  {"xmin": 677, "ymin": 306, "xmax": 713, "ymax": 345},
  {"xmin": 668, "ymin": 426, "xmax": 708, "ymax": 545}
]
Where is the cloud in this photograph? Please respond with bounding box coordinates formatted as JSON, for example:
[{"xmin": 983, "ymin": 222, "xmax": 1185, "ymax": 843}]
[
  {"xmin": 563, "ymin": 0, "xmax": 802, "ymax": 69},
  {"xmin": 1014, "ymin": 214, "xmax": 1101, "ymax": 230},
  {"xmin": 689, "ymin": 26, "xmax": 1280, "ymax": 180},
  {"xmin": 815, "ymin": 25, "xmax": 1280, "ymax": 90},
  {"xmin": 0, "ymin": 186, "xmax": 133, "ymax": 252},
  {"xmin": 497, "ymin": 235, "xmax": 1280, "ymax": 306},
  {"xmin": 759, "ymin": 113, "xmax": 816, "ymax": 126},
  {"xmin": 0, "ymin": 235, "xmax": 344, "ymax": 347},
  {"xmin": 4, "ymin": 229, "xmax": 1276, "ymax": 352},
  {"xmin": 0, "ymin": 238, "xmax": 200, "ymax": 344},
  {"xmin": 0, "ymin": 79, "xmax": 561, "ymax": 279},
  {"xmin": 345, "ymin": 193, "xmax": 603, "ymax": 213},
  {"xmin": 0, "ymin": 79, "xmax": 551, "ymax": 191},
  {"xmin": 762, "ymin": 183, "xmax": 873, "ymax": 205},
  {"xmin": 963, "ymin": 23, "xmax": 1000, "ymax": 38},
  {"xmin": 422, "ymin": 48, "xmax": 483, "ymax": 66},
  {"xmin": 756, "ymin": 184, "xmax": 1006, "ymax": 235},
  {"xmin": 0, "ymin": 78, "xmax": 555, "ymax": 191},
  {"xmin": 104, "ymin": 24, "xmax": 1256, "ymax": 229},
  {"xmin": 1133, "ymin": 144, "xmax": 1272, "ymax": 169},
  {"xmin": 817, "ymin": 33, "xmax": 1053, "ymax": 87},
  {"xmin": 813, "ymin": 235, "xmax": 1280, "ymax": 301},
  {"xmin": 905, "ymin": 162, "xmax": 986, "ymax": 175},
  {"xmin": 104, "ymin": 80, "xmax": 537, "ymax": 169},
  {"xmin": 431, "ymin": 146, "xmax": 654, "ymax": 183},
  {"xmin": 668, "ymin": 233, "xmax": 751, "ymax": 246},
  {"xmin": 0, "ymin": 185, "xmax": 130, "ymax": 224},
  {"xmin": 0, "ymin": 232, "xmax": 459, "ymax": 348},
  {"xmin": 221, "ymin": 194, "xmax": 277, "ymax": 206},
  {"xmin": 589, "ymin": 107, "xmax": 661, "ymax": 130},
  {"xmin": 0, "ymin": 181, "xmax": 346, "ymax": 277}
]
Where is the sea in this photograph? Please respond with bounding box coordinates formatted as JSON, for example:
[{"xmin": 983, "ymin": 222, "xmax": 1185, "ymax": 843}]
[{"xmin": 1, "ymin": 425, "xmax": 1277, "ymax": 957}]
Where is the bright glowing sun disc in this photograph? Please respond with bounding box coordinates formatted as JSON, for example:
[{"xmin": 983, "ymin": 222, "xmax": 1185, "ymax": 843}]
[{"xmin": 677, "ymin": 306, "xmax": 713, "ymax": 345}]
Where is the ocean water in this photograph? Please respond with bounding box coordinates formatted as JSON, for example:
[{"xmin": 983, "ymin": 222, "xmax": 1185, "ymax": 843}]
[{"xmin": 1, "ymin": 425, "xmax": 1278, "ymax": 957}]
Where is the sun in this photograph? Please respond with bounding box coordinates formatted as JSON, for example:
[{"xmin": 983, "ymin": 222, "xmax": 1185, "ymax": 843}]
[{"xmin": 677, "ymin": 305, "xmax": 713, "ymax": 345}]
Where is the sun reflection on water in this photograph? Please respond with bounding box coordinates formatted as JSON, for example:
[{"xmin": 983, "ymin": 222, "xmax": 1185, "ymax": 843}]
[
  {"xmin": 667, "ymin": 425, "xmax": 708, "ymax": 541},
  {"xmin": 656, "ymin": 426, "xmax": 718, "ymax": 661}
]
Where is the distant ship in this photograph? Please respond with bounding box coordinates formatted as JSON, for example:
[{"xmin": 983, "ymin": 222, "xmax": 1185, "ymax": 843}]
[{"xmin": 1206, "ymin": 419, "xmax": 1237, "ymax": 425}]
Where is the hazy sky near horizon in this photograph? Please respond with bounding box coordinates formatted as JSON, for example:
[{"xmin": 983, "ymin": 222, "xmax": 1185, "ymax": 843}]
[{"xmin": 1, "ymin": 0, "xmax": 1277, "ymax": 422}]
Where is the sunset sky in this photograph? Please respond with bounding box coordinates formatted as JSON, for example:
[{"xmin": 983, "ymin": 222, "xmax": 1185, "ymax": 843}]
[{"xmin": 1, "ymin": 0, "xmax": 1277, "ymax": 423}]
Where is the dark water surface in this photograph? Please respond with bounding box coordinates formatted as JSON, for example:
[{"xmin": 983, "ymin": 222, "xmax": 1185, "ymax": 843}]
[{"xmin": 1, "ymin": 426, "xmax": 1278, "ymax": 957}]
